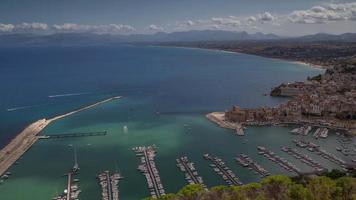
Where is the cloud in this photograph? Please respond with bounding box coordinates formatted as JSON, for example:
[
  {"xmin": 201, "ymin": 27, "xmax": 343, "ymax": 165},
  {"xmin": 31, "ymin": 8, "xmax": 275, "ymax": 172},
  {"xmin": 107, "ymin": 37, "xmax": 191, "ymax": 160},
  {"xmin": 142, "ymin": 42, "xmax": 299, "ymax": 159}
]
[
  {"xmin": 257, "ymin": 12, "xmax": 276, "ymax": 23},
  {"xmin": 0, "ymin": 22, "xmax": 135, "ymax": 34},
  {"xmin": 146, "ymin": 24, "xmax": 163, "ymax": 32},
  {"xmin": 211, "ymin": 16, "xmax": 241, "ymax": 27},
  {"xmin": 0, "ymin": 23, "xmax": 15, "ymax": 32},
  {"xmin": 52, "ymin": 23, "xmax": 135, "ymax": 34},
  {"xmin": 16, "ymin": 22, "xmax": 49, "ymax": 31},
  {"xmin": 288, "ymin": 2, "xmax": 356, "ymax": 24}
]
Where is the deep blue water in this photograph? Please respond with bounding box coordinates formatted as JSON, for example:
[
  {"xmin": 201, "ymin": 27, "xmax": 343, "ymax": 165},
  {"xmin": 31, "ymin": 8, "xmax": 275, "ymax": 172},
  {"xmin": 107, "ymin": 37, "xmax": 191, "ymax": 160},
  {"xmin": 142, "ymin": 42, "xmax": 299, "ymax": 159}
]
[
  {"xmin": 0, "ymin": 45, "xmax": 321, "ymax": 148},
  {"xmin": 0, "ymin": 46, "xmax": 336, "ymax": 200}
]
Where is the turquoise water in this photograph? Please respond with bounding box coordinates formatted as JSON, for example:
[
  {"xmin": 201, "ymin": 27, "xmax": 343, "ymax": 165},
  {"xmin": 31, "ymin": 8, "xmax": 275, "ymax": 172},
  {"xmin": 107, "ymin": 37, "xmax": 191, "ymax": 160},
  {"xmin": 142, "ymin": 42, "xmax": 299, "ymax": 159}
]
[{"xmin": 1, "ymin": 46, "xmax": 353, "ymax": 200}]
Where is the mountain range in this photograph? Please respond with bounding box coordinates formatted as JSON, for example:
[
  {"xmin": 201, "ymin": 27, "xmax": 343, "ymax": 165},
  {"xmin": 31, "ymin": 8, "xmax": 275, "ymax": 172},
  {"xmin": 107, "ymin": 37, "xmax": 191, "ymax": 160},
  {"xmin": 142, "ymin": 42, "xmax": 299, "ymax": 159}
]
[{"xmin": 0, "ymin": 30, "xmax": 355, "ymax": 47}]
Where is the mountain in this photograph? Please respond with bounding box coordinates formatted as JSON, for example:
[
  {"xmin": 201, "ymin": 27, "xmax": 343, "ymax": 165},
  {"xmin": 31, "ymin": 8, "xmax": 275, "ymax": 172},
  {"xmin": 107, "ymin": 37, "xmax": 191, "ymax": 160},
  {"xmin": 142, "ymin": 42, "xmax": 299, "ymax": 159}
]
[
  {"xmin": 0, "ymin": 31, "xmax": 355, "ymax": 47},
  {"xmin": 296, "ymin": 33, "xmax": 356, "ymax": 42},
  {"xmin": 0, "ymin": 30, "xmax": 280, "ymax": 47}
]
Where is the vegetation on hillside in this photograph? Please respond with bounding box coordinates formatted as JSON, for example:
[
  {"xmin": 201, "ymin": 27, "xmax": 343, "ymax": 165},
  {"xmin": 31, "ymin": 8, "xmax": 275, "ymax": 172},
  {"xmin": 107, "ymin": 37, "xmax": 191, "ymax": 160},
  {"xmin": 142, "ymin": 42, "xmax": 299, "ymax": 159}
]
[{"xmin": 144, "ymin": 172, "xmax": 356, "ymax": 200}]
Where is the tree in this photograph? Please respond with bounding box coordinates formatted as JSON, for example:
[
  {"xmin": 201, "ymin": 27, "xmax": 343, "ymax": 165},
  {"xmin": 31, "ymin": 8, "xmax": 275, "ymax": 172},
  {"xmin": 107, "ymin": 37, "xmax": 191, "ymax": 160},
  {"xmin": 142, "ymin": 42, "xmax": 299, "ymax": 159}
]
[
  {"xmin": 289, "ymin": 183, "xmax": 312, "ymax": 200},
  {"xmin": 177, "ymin": 184, "xmax": 205, "ymax": 200},
  {"xmin": 335, "ymin": 177, "xmax": 356, "ymax": 200},
  {"xmin": 261, "ymin": 175, "xmax": 292, "ymax": 200},
  {"xmin": 307, "ymin": 176, "xmax": 337, "ymax": 200}
]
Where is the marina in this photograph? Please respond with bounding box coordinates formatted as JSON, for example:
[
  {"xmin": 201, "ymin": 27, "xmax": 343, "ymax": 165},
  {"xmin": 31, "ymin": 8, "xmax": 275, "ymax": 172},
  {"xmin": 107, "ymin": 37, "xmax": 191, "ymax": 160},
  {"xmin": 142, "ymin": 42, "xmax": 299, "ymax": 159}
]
[
  {"xmin": 52, "ymin": 172, "xmax": 81, "ymax": 200},
  {"xmin": 313, "ymin": 128, "xmax": 329, "ymax": 139},
  {"xmin": 281, "ymin": 146, "xmax": 325, "ymax": 173},
  {"xmin": 176, "ymin": 156, "xmax": 206, "ymax": 188},
  {"xmin": 290, "ymin": 126, "xmax": 312, "ymax": 136},
  {"xmin": 203, "ymin": 154, "xmax": 242, "ymax": 186},
  {"xmin": 235, "ymin": 154, "xmax": 270, "ymax": 177},
  {"xmin": 133, "ymin": 145, "xmax": 165, "ymax": 198},
  {"xmin": 257, "ymin": 146, "xmax": 302, "ymax": 174},
  {"xmin": 293, "ymin": 139, "xmax": 348, "ymax": 170},
  {"xmin": 97, "ymin": 170, "xmax": 123, "ymax": 200}
]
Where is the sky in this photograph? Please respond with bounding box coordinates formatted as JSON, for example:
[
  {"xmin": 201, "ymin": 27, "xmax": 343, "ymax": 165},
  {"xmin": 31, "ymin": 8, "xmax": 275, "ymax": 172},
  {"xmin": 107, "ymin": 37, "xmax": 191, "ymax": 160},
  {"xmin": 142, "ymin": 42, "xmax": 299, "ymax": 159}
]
[{"xmin": 0, "ymin": 0, "xmax": 356, "ymax": 36}]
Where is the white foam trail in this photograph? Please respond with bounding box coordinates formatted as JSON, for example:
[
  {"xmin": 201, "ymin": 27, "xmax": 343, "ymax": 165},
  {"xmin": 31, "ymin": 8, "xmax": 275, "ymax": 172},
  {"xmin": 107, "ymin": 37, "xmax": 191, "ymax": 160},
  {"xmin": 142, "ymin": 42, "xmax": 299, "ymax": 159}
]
[
  {"xmin": 6, "ymin": 105, "xmax": 32, "ymax": 112},
  {"xmin": 48, "ymin": 92, "xmax": 89, "ymax": 98}
]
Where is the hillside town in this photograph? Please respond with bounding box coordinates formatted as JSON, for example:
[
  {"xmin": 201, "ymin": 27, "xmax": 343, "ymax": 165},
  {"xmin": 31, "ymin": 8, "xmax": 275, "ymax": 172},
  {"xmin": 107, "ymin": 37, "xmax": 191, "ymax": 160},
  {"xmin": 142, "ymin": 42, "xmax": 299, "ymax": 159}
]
[{"xmin": 224, "ymin": 61, "xmax": 356, "ymax": 134}]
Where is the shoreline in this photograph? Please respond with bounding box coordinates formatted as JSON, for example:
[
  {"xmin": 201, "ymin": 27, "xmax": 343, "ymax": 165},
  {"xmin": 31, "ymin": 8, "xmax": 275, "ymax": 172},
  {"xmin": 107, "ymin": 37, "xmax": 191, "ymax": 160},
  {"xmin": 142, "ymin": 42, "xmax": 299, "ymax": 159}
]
[
  {"xmin": 206, "ymin": 112, "xmax": 355, "ymax": 136},
  {"xmin": 158, "ymin": 45, "xmax": 326, "ymax": 70},
  {"xmin": 0, "ymin": 96, "xmax": 121, "ymax": 176}
]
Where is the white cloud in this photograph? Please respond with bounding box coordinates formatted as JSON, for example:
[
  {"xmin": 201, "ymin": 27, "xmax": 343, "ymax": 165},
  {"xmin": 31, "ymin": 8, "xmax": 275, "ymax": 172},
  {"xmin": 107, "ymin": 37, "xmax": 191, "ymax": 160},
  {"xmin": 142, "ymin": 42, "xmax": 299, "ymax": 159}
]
[
  {"xmin": 15, "ymin": 22, "xmax": 49, "ymax": 31},
  {"xmin": 211, "ymin": 16, "xmax": 241, "ymax": 27},
  {"xmin": 0, "ymin": 23, "xmax": 15, "ymax": 32},
  {"xmin": 52, "ymin": 23, "xmax": 135, "ymax": 34},
  {"xmin": 146, "ymin": 24, "xmax": 163, "ymax": 32},
  {"xmin": 257, "ymin": 12, "xmax": 276, "ymax": 23},
  {"xmin": 288, "ymin": 2, "xmax": 356, "ymax": 24},
  {"xmin": 0, "ymin": 22, "xmax": 135, "ymax": 34}
]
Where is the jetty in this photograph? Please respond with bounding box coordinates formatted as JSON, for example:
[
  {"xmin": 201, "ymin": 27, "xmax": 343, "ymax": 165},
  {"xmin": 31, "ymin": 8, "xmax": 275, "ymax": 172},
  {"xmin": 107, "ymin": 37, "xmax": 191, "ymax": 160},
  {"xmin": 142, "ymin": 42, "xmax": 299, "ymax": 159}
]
[
  {"xmin": 53, "ymin": 172, "xmax": 81, "ymax": 200},
  {"xmin": 0, "ymin": 96, "xmax": 121, "ymax": 176},
  {"xmin": 176, "ymin": 156, "xmax": 206, "ymax": 188},
  {"xmin": 293, "ymin": 140, "xmax": 348, "ymax": 170},
  {"xmin": 313, "ymin": 128, "xmax": 329, "ymax": 139},
  {"xmin": 281, "ymin": 146, "xmax": 325, "ymax": 172},
  {"xmin": 97, "ymin": 170, "xmax": 123, "ymax": 200},
  {"xmin": 38, "ymin": 131, "xmax": 107, "ymax": 139},
  {"xmin": 290, "ymin": 126, "xmax": 312, "ymax": 135},
  {"xmin": 257, "ymin": 146, "xmax": 302, "ymax": 174},
  {"xmin": 133, "ymin": 145, "xmax": 165, "ymax": 198},
  {"xmin": 206, "ymin": 112, "xmax": 245, "ymax": 135},
  {"xmin": 235, "ymin": 154, "xmax": 270, "ymax": 177},
  {"xmin": 203, "ymin": 154, "xmax": 242, "ymax": 186}
]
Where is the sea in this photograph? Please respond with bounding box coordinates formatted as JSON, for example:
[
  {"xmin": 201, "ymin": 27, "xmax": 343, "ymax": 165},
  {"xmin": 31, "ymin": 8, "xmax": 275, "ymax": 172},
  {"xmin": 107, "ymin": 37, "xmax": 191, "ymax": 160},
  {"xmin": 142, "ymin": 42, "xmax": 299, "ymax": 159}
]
[{"xmin": 0, "ymin": 45, "xmax": 353, "ymax": 200}]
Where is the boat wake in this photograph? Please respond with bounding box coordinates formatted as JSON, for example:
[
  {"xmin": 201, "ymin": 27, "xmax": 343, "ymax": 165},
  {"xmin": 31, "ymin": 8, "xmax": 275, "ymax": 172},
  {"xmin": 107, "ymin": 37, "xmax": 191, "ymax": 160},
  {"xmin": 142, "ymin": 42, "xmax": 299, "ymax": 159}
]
[
  {"xmin": 6, "ymin": 105, "xmax": 34, "ymax": 112},
  {"xmin": 48, "ymin": 92, "xmax": 90, "ymax": 98}
]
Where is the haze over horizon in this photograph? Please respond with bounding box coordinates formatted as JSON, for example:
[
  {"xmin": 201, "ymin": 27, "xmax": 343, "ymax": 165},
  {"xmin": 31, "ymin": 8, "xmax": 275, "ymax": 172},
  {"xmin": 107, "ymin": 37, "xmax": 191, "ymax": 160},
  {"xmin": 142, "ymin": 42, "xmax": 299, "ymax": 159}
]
[{"xmin": 0, "ymin": 0, "xmax": 356, "ymax": 36}]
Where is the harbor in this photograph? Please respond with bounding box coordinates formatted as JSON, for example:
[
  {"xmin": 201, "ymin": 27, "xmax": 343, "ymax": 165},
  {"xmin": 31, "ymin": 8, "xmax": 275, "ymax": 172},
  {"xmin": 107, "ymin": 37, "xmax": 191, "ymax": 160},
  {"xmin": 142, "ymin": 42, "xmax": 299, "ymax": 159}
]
[
  {"xmin": 281, "ymin": 146, "xmax": 326, "ymax": 173},
  {"xmin": 257, "ymin": 146, "xmax": 302, "ymax": 174},
  {"xmin": 97, "ymin": 170, "xmax": 123, "ymax": 200},
  {"xmin": 52, "ymin": 172, "xmax": 81, "ymax": 200},
  {"xmin": 176, "ymin": 156, "xmax": 206, "ymax": 188},
  {"xmin": 235, "ymin": 154, "xmax": 270, "ymax": 177},
  {"xmin": 203, "ymin": 154, "xmax": 242, "ymax": 186},
  {"xmin": 290, "ymin": 126, "xmax": 312, "ymax": 136},
  {"xmin": 133, "ymin": 145, "xmax": 165, "ymax": 198},
  {"xmin": 293, "ymin": 139, "xmax": 348, "ymax": 170}
]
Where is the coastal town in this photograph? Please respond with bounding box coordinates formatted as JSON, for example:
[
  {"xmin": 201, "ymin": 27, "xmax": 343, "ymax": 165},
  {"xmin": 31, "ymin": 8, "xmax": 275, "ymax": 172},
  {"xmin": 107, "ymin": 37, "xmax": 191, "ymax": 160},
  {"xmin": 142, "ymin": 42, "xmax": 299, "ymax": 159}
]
[{"xmin": 209, "ymin": 60, "xmax": 356, "ymax": 135}]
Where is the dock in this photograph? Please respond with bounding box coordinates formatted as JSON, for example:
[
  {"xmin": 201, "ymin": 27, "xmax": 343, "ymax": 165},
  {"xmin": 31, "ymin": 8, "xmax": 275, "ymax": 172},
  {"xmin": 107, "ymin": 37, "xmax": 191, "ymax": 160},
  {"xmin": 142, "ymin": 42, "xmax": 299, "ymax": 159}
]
[
  {"xmin": 52, "ymin": 172, "xmax": 81, "ymax": 200},
  {"xmin": 257, "ymin": 146, "xmax": 302, "ymax": 174},
  {"xmin": 97, "ymin": 170, "xmax": 123, "ymax": 200},
  {"xmin": 235, "ymin": 154, "xmax": 270, "ymax": 177},
  {"xmin": 38, "ymin": 131, "xmax": 107, "ymax": 139},
  {"xmin": 203, "ymin": 154, "xmax": 242, "ymax": 186},
  {"xmin": 0, "ymin": 96, "xmax": 121, "ymax": 177},
  {"xmin": 176, "ymin": 156, "xmax": 206, "ymax": 188},
  {"xmin": 293, "ymin": 140, "xmax": 348, "ymax": 170},
  {"xmin": 281, "ymin": 146, "xmax": 326, "ymax": 172},
  {"xmin": 290, "ymin": 126, "xmax": 312, "ymax": 135},
  {"xmin": 133, "ymin": 145, "xmax": 165, "ymax": 198}
]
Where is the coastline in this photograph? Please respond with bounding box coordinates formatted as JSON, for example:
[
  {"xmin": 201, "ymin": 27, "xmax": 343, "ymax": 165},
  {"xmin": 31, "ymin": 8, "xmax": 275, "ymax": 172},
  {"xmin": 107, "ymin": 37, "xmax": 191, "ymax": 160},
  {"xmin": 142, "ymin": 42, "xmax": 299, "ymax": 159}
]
[
  {"xmin": 0, "ymin": 96, "xmax": 121, "ymax": 176},
  {"xmin": 206, "ymin": 112, "xmax": 356, "ymax": 136},
  {"xmin": 158, "ymin": 45, "xmax": 326, "ymax": 70}
]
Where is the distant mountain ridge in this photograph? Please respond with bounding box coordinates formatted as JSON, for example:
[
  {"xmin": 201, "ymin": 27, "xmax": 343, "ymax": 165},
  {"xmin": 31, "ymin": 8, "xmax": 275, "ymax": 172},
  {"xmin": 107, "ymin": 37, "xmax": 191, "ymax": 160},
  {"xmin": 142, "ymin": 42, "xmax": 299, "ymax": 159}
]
[{"xmin": 0, "ymin": 30, "xmax": 355, "ymax": 47}]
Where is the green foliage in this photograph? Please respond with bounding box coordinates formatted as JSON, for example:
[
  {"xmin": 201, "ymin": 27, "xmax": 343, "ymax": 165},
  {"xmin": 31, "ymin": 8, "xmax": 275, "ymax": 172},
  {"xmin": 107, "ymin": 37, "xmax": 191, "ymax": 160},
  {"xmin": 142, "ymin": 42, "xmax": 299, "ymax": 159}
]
[
  {"xmin": 144, "ymin": 174, "xmax": 356, "ymax": 200},
  {"xmin": 176, "ymin": 184, "xmax": 205, "ymax": 200},
  {"xmin": 307, "ymin": 176, "xmax": 337, "ymax": 200}
]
